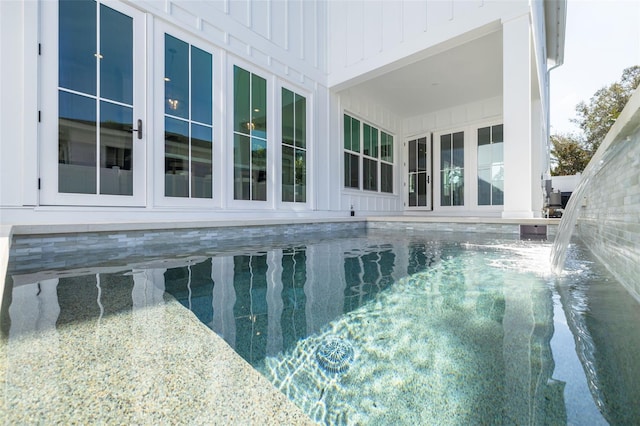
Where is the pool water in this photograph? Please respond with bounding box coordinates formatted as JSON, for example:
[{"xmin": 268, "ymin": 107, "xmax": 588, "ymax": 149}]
[{"xmin": 3, "ymin": 229, "xmax": 640, "ymax": 424}]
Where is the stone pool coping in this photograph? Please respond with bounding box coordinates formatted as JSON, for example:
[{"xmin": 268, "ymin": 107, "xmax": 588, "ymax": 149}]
[{"xmin": 5, "ymin": 215, "xmax": 559, "ymax": 236}]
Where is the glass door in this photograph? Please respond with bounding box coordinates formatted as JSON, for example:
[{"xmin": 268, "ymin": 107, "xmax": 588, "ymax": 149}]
[
  {"xmin": 407, "ymin": 136, "xmax": 431, "ymax": 209},
  {"xmin": 440, "ymin": 131, "xmax": 464, "ymax": 207},
  {"xmin": 41, "ymin": 0, "xmax": 146, "ymax": 206}
]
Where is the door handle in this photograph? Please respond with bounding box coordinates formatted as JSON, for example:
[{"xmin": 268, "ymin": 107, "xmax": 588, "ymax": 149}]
[{"xmin": 128, "ymin": 119, "xmax": 143, "ymax": 140}]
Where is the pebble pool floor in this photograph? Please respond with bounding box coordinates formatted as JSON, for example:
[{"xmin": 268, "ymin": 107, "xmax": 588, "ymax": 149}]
[
  {"xmin": 2, "ymin": 228, "xmax": 640, "ymax": 424},
  {"xmin": 254, "ymin": 237, "xmax": 640, "ymax": 425}
]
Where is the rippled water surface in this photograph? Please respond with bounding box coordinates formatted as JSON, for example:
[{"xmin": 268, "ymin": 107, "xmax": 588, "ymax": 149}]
[{"xmin": 3, "ymin": 229, "xmax": 640, "ymax": 424}]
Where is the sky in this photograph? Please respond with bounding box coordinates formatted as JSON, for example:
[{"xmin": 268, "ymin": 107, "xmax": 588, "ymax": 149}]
[{"xmin": 550, "ymin": 0, "xmax": 640, "ymax": 135}]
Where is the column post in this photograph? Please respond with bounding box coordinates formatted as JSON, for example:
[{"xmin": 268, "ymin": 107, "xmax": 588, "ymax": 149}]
[{"xmin": 502, "ymin": 13, "xmax": 534, "ymax": 218}]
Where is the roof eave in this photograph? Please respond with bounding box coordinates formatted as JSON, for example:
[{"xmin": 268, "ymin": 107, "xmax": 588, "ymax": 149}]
[{"xmin": 544, "ymin": 0, "xmax": 567, "ymax": 67}]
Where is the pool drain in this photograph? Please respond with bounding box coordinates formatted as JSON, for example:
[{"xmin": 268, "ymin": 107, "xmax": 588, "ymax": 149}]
[{"xmin": 315, "ymin": 337, "xmax": 354, "ymax": 374}]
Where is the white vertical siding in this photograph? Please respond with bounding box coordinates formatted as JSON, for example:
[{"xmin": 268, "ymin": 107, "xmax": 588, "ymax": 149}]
[
  {"xmin": 315, "ymin": 88, "xmax": 340, "ymax": 211},
  {"xmin": 345, "ymin": 1, "xmax": 365, "ymax": 66},
  {"xmin": 404, "ymin": 96, "xmax": 502, "ymax": 137},
  {"xmin": 381, "ymin": 1, "xmax": 403, "ymax": 52},
  {"xmin": 270, "ymin": 0, "xmax": 287, "ymax": 49},
  {"xmin": 361, "ymin": 0, "xmax": 382, "ymax": 59},
  {"xmin": 251, "ymin": 0, "xmax": 271, "ymax": 39},
  {"xmin": 502, "ymin": 13, "xmax": 534, "ymax": 218},
  {"xmin": 404, "ymin": 0, "xmax": 428, "ymax": 36},
  {"xmin": 137, "ymin": 0, "xmax": 326, "ymax": 83},
  {"xmin": 287, "ymin": 0, "xmax": 303, "ymax": 58},
  {"xmin": 328, "ymin": 0, "xmax": 527, "ymax": 88}
]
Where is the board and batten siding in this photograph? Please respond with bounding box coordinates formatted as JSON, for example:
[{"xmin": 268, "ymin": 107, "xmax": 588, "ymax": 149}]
[{"xmin": 327, "ymin": 0, "xmax": 527, "ymax": 88}]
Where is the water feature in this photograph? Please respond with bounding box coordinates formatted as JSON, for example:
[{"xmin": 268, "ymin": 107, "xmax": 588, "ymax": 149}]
[
  {"xmin": 551, "ymin": 88, "xmax": 640, "ymax": 283},
  {"xmin": 3, "ymin": 228, "xmax": 639, "ymax": 424},
  {"xmin": 544, "ymin": 86, "xmax": 640, "ymax": 425},
  {"xmin": 550, "ymin": 136, "xmax": 630, "ymax": 273}
]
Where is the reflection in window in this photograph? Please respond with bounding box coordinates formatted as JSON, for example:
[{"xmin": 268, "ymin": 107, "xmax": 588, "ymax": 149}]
[
  {"xmin": 100, "ymin": 101, "xmax": 133, "ymax": 195},
  {"xmin": 380, "ymin": 131, "xmax": 394, "ymax": 193},
  {"xmin": 282, "ymin": 88, "xmax": 307, "ymax": 203},
  {"xmin": 233, "ymin": 66, "xmax": 267, "ymax": 201},
  {"xmin": 478, "ymin": 125, "xmax": 504, "ymax": 206},
  {"xmin": 58, "ymin": 0, "xmax": 133, "ymax": 195},
  {"xmin": 362, "ymin": 124, "xmax": 378, "ymax": 191},
  {"xmin": 440, "ymin": 132, "xmax": 464, "ymax": 206},
  {"xmin": 59, "ymin": 92, "xmax": 98, "ymax": 194},
  {"xmin": 363, "ymin": 158, "xmax": 378, "ymax": 191},
  {"xmin": 164, "ymin": 34, "xmax": 213, "ymax": 198},
  {"xmin": 408, "ymin": 137, "xmax": 428, "ymax": 206},
  {"xmin": 344, "ymin": 115, "xmax": 360, "ymax": 189}
]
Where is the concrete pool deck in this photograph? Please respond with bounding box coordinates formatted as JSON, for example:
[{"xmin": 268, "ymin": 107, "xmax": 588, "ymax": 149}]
[{"xmin": 0, "ymin": 216, "xmax": 560, "ymax": 423}]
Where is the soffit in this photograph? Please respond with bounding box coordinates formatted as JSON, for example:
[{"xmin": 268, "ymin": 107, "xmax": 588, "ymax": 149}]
[
  {"xmin": 544, "ymin": 0, "xmax": 567, "ymax": 66},
  {"xmin": 340, "ymin": 30, "xmax": 503, "ymax": 118}
]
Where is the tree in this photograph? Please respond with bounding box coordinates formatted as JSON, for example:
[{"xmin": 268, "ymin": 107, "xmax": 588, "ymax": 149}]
[
  {"xmin": 573, "ymin": 65, "xmax": 640, "ymax": 153},
  {"xmin": 550, "ymin": 133, "xmax": 590, "ymax": 176},
  {"xmin": 550, "ymin": 66, "xmax": 640, "ymax": 175}
]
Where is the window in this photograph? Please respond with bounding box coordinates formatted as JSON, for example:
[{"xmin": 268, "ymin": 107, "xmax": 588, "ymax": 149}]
[
  {"xmin": 380, "ymin": 131, "xmax": 394, "ymax": 193},
  {"xmin": 343, "ymin": 114, "xmax": 393, "ymax": 193},
  {"xmin": 58, "ymin": 0, "xmax": 134, "ymax": 195},
  {"xmin": 282, "ymin": 88, "xmax": 306, "ymax": 203},
  {"xmin": 478, "ymin": 125, "xmax": 504, "ymax": 206},
  {"xmin": 164, "ymin": 34, "xmax": 213, "ymax": 198},
  {"xmin": 363, "ymin": 124, "xmax": 378, "ymax": 191},
  {"xmin": 440, "ymin": 132, "xmax": 464, "ymax": 206},
  {"xmin": 344, "ymin": 115, "xmax": 360, "ymax": 189},
  {"xmin": 233, "ymin": 66, "xmax": 267, "ymax": 201}
]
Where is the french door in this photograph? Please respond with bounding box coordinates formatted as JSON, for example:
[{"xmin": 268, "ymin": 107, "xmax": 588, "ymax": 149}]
[
  {"xmin": 40, "ymin": 0, "xmax": 146, "ymax": 206},
  {"xmin": 406, "ymin": 136, "xmax": 432, "ymax": 210}
]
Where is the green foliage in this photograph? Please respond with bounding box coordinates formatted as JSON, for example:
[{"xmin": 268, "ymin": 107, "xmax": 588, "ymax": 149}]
[
  {"xmin": 551, "ymin": 66, "xmax": 640, "ymax": 175},
  {"xmin": 550, "ymin": 134, "xmax": 590, "ymax": 176},
  {"xmin": 573, "ymin": 66, "xmax": 640, "ymax": 153}
]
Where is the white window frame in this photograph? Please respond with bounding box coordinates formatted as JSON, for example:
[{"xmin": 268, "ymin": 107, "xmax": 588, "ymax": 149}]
[
  {"xmin": 475, "ymin": 121, "xmax": 505, "ymax": 211},
  {"xmin": 276, "ymin": 80, "xmax": 313, "ymax": 210},
  {"xmin": 40, "ymin": 0, "xmax": 147, "ymax": 207},
  {"xmin": 152, "ymin": 22, "xmax": 219, "ymax": 208},
  {"xmin": 342, "ymin": 112, "xmax": 395, "ymax": 196},
  {"xmin": 433, "ymin": 128, "xmax": 468, "ymax": 213},
  {"xmin": 405, "ymin": 133, "xmax": 432, "ymax": 210},
  {"xmin": 226, "ymin": 57, "xmax": 274, "ymax": 209}
]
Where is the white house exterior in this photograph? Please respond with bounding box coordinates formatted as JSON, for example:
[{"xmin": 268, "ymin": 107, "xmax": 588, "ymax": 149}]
[{"xmin": 0, "ymin": 0, "xmax": 566, "ymax": 226}]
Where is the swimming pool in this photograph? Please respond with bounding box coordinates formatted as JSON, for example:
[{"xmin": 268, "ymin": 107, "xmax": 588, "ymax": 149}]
[{"xmin": 2, "ymin": 227, "xmax": 639, "ymax": 424}]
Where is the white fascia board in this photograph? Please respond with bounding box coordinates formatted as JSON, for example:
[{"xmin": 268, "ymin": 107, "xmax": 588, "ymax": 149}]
[{"xmin": 544, "ymin": 0, "xmax": 567, "ymax": 66}]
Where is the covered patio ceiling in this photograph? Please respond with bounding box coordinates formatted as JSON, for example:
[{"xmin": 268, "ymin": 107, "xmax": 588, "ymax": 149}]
[{"xmin": 340, "ymin": 29, "xmax": 504, "ymax": 119}]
